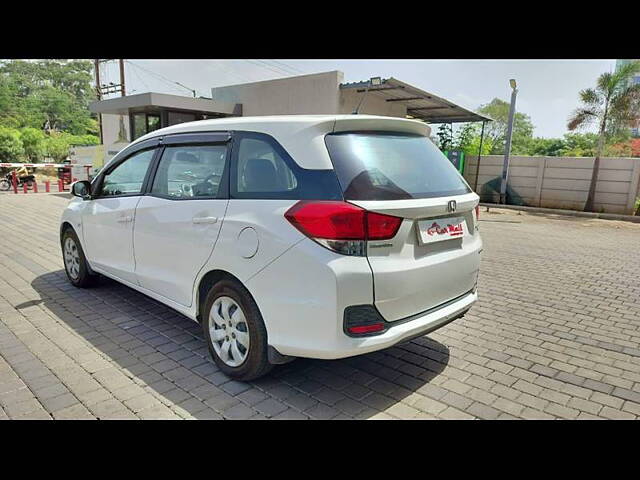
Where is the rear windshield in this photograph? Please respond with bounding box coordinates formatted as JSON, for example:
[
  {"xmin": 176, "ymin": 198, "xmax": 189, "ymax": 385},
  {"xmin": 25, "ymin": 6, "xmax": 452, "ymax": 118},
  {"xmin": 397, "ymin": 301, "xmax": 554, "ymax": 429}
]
[{"xmin": 325, "ymin": 132, "xmax": 471, "ymax": 201}]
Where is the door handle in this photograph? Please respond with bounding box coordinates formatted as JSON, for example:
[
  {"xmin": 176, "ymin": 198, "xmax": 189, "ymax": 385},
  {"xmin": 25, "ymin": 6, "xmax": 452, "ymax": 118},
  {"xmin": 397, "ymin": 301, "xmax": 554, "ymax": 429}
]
[
  {"xmin": 192, "ymin": 216, "xmax": 218, "ymax": 225},
  {"xmin": 117, "ymin": 215, "xmax": 133, "ymax": 223}
]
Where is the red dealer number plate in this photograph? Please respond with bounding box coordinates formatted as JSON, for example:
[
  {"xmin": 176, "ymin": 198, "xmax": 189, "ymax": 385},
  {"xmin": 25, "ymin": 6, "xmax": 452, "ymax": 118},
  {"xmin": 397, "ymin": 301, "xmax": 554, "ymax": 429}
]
[{"xmin": 417, "ymin": 217, "xmax": 466, "ymax": 245}]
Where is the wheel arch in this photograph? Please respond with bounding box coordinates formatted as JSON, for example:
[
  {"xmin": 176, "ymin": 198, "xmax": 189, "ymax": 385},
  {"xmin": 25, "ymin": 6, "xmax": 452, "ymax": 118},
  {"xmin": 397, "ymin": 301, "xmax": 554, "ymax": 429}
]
[
  {"xmin": 196, "ymin": 269, "xmax": 247, "ymax": 323},
  {"xmin": 60, "ymin": 221, "xmax": 96, "ymax": 276},
  {"xmin": 60, "ymin": 221, "xmax": 75, "ymax": 242}
]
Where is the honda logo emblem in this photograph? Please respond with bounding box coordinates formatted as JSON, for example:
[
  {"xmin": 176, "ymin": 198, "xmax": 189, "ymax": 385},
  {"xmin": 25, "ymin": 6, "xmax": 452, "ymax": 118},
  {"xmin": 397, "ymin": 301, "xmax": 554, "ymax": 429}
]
[{"xmin": 447, "ymin": 200, "xmax": 457, "ymax": 213}]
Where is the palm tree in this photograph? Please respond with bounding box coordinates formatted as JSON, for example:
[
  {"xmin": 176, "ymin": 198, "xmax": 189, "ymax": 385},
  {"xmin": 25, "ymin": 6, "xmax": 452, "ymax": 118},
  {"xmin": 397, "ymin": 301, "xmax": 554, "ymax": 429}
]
[{"xmin": 568, "ymin": 61, "xmax": 640, "ymax": 212}]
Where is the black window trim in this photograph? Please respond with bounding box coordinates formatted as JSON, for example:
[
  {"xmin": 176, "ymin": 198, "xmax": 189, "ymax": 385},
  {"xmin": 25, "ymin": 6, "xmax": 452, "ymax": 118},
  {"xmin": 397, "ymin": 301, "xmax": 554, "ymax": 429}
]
[
  {"xmin": 144, "ymin": 132, "xmax": 232, "ymax": 201},
  {"xmin": 229, "ymin": 130, "xmax": 342, "ymax": 201},
  {"xmin": 91, "ymin": 138, "xmax": 161, "ymax": 200}
]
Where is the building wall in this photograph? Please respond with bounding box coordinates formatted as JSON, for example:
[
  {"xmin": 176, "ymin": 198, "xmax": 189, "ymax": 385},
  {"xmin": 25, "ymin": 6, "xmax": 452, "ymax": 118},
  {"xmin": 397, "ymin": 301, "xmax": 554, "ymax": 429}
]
[
  {"xmin": 101, "ymin": 113, "xmax": 130, "ymax": 146},
  {"xmin": 211, "ymin": 71, "xmax": 344, "ymax": 116},
  {"xmin": 463, "ymin": 155, "xmax": 640, "ymax": 215}
]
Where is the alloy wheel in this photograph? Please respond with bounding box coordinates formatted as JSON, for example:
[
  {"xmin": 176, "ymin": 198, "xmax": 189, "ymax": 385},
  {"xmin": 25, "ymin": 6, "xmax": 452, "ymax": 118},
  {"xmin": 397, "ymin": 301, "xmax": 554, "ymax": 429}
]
[
  {"xmin": 209, "ymin": 296, "xmax": 250, "ymax": 367},
  {"xmin": 64, "ymin": 237, "xmax": 81, "ymax": 280}
]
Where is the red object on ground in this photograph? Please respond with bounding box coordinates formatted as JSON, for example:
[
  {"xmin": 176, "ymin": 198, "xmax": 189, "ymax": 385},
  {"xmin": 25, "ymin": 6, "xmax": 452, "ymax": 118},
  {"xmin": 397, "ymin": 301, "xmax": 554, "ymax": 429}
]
[
  {"xmin": 58, "ymin": 179, "xmax": 63, "ymax": 192},
  {"xmin": 11, "ymin": 171, "xmax": 17, "ymax": 194},
  {"xmin": 58, "ymin": 166, "xmax": 72, "ymax": 185},
  {"xmin": 45, "ymin": 181, "xmax": 50, "ymax": 193},
  {"xmin": 33, "ymin": 181, "xmax": 38, "ymax": 193},
  {"xmin": 23, "ymin": 183, "xmax": 27, "ymax": 193}
]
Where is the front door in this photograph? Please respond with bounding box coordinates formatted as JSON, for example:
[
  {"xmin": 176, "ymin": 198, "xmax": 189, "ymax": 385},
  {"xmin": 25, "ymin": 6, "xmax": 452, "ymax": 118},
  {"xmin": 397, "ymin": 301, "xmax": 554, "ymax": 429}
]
[
  {"xmin": 81, "ymin": 147, "xmax": 156, "ymax": 284},
  {"xmin": 133, "ymin": 140, "xmax": 230, "ymax": 307}
]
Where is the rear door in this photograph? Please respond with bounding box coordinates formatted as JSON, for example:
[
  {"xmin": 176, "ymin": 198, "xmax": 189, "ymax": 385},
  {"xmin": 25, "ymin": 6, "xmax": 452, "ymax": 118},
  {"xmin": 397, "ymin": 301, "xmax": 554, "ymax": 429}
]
[
  {"xmin": 132, "ymin": 133, "xmax": 230, "ymax": 307},
  {"xmin": 325, "ymin": 132, "xmax": 481, "ymax": 322}
]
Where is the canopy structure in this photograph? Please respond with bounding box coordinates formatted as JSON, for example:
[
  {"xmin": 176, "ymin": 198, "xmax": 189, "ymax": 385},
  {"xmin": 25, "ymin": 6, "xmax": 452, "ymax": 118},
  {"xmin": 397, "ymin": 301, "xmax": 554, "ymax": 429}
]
[{"xmin": 339, "ymin": 77, "xmax": 492, "ymax": 124}]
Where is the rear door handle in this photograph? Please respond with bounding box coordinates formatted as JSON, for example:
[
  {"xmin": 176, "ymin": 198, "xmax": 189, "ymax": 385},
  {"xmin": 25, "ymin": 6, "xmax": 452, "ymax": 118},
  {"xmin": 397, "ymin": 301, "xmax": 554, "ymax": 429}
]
[
  {"xmin": 192, "ymin": 216, "xmax": 218, "ymax": 224},
  {"xmin": 117, "ymin": 215, "xmax": 133, "ymax": 223}
]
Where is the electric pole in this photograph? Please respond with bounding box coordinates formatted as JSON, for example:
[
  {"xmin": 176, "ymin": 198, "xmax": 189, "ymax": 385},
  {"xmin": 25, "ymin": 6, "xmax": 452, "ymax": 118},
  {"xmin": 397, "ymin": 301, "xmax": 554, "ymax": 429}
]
[
  {"xmin": 119, "ymin": 59, "xmax": 126, "ymax": 97},
  {"xmin": 94, "ymin": 59, "xmax": 103, "ymax": 144},
  {"xmin": 94, "ymin": 59, "xmax": 127, "ymax": 144}
]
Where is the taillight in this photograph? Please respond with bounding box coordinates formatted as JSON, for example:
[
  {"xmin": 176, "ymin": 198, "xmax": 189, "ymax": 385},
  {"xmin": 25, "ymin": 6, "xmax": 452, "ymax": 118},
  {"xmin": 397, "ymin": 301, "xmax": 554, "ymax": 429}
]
[
  {"xmin": 367, "ymin": 211, "xmax": 403, "ymax": 240},
  {"xmin": 285, "ymin": 201, "xmax": 365, "ymax": 240},
  {"xmin": 284, "ymin": 201, "xmax": 402, "ymax": 256},
  {"xmin": 475, "ymin": 205, "xmax": 480, "ymax": 220}
]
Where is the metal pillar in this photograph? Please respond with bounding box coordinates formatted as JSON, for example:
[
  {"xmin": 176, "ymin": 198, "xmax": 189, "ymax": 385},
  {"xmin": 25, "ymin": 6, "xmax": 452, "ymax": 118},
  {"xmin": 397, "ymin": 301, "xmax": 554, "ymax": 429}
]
[
  {"xmin": 500, "ymin": 85, "xmax": 518, "ymax": 204},
  {"xmin": 473, "ymin": 120, "xmax": 486, "ymax": 193}
]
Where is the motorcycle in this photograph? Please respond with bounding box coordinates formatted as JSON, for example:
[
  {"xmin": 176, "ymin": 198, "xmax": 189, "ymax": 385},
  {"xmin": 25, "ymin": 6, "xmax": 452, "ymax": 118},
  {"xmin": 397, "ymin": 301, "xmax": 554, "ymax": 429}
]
[{"xmin": 0, "ymin": 173, "xmax": 36, "ymax": 191}]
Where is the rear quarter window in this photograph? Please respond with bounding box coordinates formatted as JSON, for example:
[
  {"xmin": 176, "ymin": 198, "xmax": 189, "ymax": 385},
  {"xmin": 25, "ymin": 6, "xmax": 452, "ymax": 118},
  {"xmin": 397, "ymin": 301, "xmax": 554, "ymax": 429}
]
[
  {"xmin": 324, "ymin": 132, "xmax": 471, "ymax": 200},
  {"xmin": 230, "ymin": 131, "xmax": 343, "ymax": 200}
]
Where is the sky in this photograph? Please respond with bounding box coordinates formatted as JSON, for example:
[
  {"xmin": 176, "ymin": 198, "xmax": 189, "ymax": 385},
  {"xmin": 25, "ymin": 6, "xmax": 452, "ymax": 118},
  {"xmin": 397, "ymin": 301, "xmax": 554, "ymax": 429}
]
[{"xmin": 101, "ymin": 59, "xmax": 617, "ymax": 138}]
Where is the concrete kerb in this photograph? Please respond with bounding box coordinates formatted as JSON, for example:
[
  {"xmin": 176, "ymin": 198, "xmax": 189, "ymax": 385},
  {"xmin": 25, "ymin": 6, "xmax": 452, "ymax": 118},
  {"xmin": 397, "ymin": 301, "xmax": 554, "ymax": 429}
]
[{"xmin": 480, "ymin": 203, "xmax": 640, "ymax": 224}]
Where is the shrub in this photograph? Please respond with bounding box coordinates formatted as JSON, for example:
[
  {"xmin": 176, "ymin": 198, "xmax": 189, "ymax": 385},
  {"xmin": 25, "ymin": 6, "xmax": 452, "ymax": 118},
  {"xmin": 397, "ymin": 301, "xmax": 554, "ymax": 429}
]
[
  {"xmin": 0, "ymin": 126, "xmax": 24, "ymax": 162},
  {"xmin": 20, "ymin": 127, "xmax": 46, "ymax": 162},
  {"xmin": 45, "ymin": 132, "xmax": 71, "ymax": 162}
]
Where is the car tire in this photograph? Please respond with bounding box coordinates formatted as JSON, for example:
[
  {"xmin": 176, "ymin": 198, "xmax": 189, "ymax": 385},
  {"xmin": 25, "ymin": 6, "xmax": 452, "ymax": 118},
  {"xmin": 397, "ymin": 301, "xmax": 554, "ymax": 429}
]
[
  {"xmin": 202, "ymin": 279, "xmax": 273, "ymax": 381},
  {"xmin": 61, "ymin": 227, "xmax": 99, "ymax": 288},
  {"xmin": 0, "ymin": 179, "xmax": 10, "ymax": 191}
]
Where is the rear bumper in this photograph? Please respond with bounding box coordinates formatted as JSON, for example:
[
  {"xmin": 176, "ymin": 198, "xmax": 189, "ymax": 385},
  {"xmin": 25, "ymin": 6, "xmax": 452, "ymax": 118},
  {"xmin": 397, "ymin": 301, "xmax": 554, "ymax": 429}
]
[
  {"xmin": 276, "ymin": 290, "xmax": 477, "ymax": 360},
  {"xmin": 247, "ymin": 236, "xmax": 478, "ymax": 361}
]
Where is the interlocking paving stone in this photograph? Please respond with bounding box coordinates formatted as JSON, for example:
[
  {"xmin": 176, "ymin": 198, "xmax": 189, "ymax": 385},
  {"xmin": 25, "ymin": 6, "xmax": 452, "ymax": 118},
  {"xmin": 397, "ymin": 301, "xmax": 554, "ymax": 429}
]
[{"xmin": 0, "ymin": 196, "xmax": 639, "ymax": 419}]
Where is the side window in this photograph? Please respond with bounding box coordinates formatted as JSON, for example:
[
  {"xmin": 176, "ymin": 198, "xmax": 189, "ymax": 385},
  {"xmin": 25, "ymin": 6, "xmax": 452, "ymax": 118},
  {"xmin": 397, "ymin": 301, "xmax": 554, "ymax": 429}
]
[
  {"xmin": 151, "ymin": 144, "xmax": 227, "ymax": 199},
  {"xmin": 236, "ymin": 137, "xmax": 297, "ymax": 194},
  {"xmin": 100, "ymin": 148, "xmax": 155, "ymax": 197}
]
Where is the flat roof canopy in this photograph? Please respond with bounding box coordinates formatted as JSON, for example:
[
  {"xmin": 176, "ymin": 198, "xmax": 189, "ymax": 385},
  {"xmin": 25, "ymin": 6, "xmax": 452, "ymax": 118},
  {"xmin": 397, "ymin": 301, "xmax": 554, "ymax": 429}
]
[
  {"xmin": 89, "ymin": 92, "xmax": 241, "ymax": 116},
  {"xmin": 340, "ymin": 77, "xmax": 492, "ymax": 124}
]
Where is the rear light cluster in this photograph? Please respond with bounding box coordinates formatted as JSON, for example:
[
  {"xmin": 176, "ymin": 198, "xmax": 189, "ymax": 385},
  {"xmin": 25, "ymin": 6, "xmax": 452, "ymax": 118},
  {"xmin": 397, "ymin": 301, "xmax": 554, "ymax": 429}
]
[
  {"xmin": 285, "ymin": 201, "xmax": 402, "ymax": 256},
  {"xmin": 475, "ymin": 204, "xmax": 480, "ymax": 220}
]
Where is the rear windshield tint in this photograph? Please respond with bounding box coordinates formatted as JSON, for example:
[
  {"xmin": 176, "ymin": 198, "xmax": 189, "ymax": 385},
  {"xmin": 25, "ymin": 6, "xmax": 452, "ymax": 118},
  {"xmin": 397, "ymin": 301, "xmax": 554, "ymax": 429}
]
[{"xmin": 325, "ymin": 132, "xmax": 471, "ymax": 200}]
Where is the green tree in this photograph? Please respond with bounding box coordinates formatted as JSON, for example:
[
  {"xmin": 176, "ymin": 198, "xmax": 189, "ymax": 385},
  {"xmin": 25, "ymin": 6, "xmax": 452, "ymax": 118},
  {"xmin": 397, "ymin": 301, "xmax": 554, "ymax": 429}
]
[
  {"xmin": 66, "ymin": 133, "xmax": 100, "ymax": 146},
  {"xmin": 527, "ymin": 137, "xmax": 566, "ymax": 156},
  {"xmin": 477, "ymin": 98, "xmax": 534, "ymax": 155},
  {"xmin": 0, "ymin": 75, "xmax": 22, "ymax": 128},
  {"xmin": 436, "ymin": 123, "xmax": 453, "ymax": 150},
  {"xmin": 568, "ymin": 61, "xmax": 640, "ymax": 211},
  {"xmin": 0, "ymin": 60, "xmax": 97, "ymax": 135},
  {"xmin": 452, "ymin": 123, "xmax": 477, "ymax": 152},
  {"xmin": 20, "ymin": 127, "xmax": 46, "ymax": 162},
  {"xmin": 466, "ymin": 133, "xmax": 494, "ymax": 156},
  {"xmin": 559, "ymin": 132, "xmax": 599, "ymax": 156},
  {"xmin": 0, "ymin": 126, "xmax": 24, "ymax": 162}
]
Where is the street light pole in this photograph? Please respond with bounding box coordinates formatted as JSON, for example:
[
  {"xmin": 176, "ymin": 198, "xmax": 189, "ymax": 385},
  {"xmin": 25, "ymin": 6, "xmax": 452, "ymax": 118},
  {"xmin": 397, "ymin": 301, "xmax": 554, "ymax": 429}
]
[{"xmin": 500, "ymin": 79, "xmax": 518, "ymax": 204}]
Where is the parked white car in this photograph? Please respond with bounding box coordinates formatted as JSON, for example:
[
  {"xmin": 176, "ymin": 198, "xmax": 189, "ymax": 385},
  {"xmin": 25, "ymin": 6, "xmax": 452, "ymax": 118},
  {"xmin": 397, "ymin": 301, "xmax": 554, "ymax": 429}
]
[{"xmin": 60, "ymin": 115, "xmax": 482, "ymax": 380}]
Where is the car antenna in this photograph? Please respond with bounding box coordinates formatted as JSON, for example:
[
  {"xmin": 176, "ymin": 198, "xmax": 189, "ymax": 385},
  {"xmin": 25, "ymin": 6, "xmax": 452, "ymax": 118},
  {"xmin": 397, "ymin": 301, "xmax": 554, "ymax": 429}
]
[{"xmin": 353, "ymin": 77, "xmax": 382, "ymax": 114}]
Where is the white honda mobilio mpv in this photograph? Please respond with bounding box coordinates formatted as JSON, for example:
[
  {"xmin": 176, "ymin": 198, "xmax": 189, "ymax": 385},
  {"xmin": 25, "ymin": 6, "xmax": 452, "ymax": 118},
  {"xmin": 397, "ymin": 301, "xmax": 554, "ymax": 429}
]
[{"xmin": 60, "ymin": 115, "xmax": 482, "ymax": 380}]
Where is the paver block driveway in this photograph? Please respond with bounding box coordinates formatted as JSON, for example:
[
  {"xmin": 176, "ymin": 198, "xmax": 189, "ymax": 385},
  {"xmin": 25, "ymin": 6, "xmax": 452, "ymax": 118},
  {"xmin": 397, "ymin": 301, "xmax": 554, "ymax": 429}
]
[{"xmin": 1, "ymin": 193, "xmax": 639, "ymax": 419}]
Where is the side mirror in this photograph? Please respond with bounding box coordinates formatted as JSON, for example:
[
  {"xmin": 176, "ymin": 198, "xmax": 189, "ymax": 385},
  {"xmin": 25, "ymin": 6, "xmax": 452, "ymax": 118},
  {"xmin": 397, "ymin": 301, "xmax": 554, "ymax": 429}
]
[{"xmin": 71, "ymin": 180, "xmax": 92, "ymax": 200}]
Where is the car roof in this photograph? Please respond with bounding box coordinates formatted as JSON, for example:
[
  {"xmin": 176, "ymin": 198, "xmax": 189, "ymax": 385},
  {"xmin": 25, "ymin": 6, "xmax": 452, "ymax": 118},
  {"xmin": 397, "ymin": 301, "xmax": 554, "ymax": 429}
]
[
  {"xmin": 132, "ymin": 115, "xmax": 431, "ymax": 170},
  {"xmin": 137, "ymin": 114, "xmax": 430, "ymax": 141}
]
